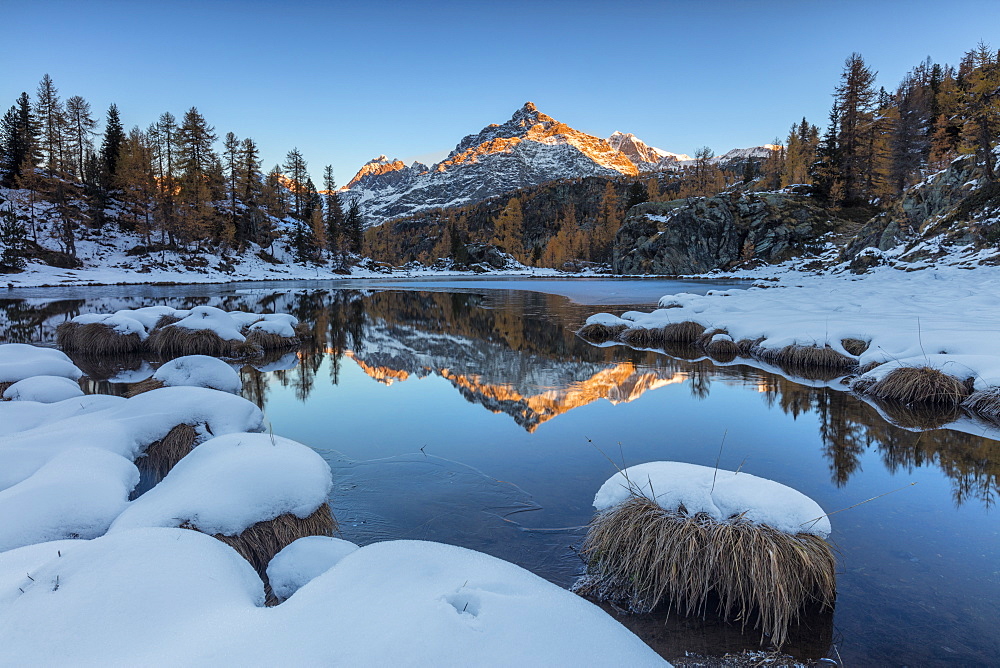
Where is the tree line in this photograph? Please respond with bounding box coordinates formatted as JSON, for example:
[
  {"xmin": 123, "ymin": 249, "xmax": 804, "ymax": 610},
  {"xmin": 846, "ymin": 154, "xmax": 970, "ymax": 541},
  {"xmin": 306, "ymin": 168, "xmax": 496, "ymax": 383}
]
[{"xmin": 0, "ymin": 74, "xmax": 364, "ymax": 270}]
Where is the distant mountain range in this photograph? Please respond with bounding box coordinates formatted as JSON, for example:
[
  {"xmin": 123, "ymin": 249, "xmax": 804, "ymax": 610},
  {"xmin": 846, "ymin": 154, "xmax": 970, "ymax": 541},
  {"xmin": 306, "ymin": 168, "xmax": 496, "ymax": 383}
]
[{"xmin": 342, "ymin": 102, "xmax": 776, "ymax": 225}]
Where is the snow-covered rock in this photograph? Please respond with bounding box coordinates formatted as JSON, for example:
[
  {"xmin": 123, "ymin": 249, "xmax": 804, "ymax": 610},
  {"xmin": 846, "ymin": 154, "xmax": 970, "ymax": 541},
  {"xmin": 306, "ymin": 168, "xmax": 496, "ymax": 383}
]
[{"xmin": 595, "ymin": 461, "xmax": 830, "ymax": 538}]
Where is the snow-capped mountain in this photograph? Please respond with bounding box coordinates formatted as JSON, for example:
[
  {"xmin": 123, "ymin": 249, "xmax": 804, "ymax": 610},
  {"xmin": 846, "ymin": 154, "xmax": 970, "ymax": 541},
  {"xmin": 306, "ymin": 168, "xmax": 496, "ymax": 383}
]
[
  {"xmin": 342, "ymin": 103, "xmax": 683, "ymax": 225},
  {"xmin": 606, "ymin": 131, "xmax": 690, "ymax": 171},
  {"xmin": 710, "ymin": 144, "xmax": 781, "ymax": 165}
]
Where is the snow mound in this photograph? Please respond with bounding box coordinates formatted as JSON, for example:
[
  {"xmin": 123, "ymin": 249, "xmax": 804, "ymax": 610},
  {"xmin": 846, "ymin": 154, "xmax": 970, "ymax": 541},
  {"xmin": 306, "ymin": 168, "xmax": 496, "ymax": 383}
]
[
  {"xmin": 170, "ymin": 306, "xmax": 246, "ymax": 342},
  {"xmin": 0, "ymin": 343, "xmax": 82, "ymax": 384},
  {"xmin": 0, "ymin": 533, "xmax": 665, "ymax": 665},
  {"xmin": 152, "ymin": 355, "xmax": 242, "ymax": 394},
  {"xmin": 266, "ymin": 536, "xmax": 359, "ymax": 602},
  {"xmin": 595, "ymin": 461, "xmax": 830, "ymax": 538},
  {"xmin": 247, "ymin": 313, "xmax": 298, "ymax": 338},
  {"xmin": 0, "ymin": 528, "xmax": 264, "ymax": 664},
  {"xmin": 0, "ymin": 448, "xmax": 138, "ymax": 552},
  {"xmin": 2, "ymin": 375, "xmax": 84, "ymax": 403},
  {"xmin": 111, "ymin": 432, "xmax": 332, "ymax": 536}
]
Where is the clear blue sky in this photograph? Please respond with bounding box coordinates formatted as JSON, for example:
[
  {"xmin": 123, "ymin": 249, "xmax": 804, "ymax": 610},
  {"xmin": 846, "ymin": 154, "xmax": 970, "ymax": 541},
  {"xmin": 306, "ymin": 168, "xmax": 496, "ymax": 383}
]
[{"xmin": 5, "ymin": 0, "xmax": 996, "ymax": 185}]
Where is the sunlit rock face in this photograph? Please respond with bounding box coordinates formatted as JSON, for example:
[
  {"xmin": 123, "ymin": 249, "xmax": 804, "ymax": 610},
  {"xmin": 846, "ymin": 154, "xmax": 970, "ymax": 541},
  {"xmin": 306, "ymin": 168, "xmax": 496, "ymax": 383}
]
[
  {"xmin": 606, "ymin": 131, "xmax": 689, "ymax": 172},
  {"xmin": 343, "ymin": 103, "xmax": 654, "ymax": 226}
]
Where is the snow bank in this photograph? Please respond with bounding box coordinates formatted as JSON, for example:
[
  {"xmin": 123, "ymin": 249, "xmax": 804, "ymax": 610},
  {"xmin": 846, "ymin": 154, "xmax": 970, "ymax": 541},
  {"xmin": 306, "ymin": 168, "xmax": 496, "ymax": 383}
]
[
  {"xmin": 587, "ymin": 266, "xmax": 1000, "ymax": 403},
  {"xmin": 266, "ymin": 536, "xmax": 359, "ymax": 602},
  {"xmin": 595, "ymin": 461, "xmax": 830, "ymax": 538},
  {"xmin": 0, "ymin": 532, "xmax": 665, "ymax": 665},
  {"xmin": 152, "ymin": 355, "xmax": 242, "ymax": 394},
  {"xmin": 2, "ymin": 375, "xmax": 84, "ymax": 403},
  {"xmin": 111, "ymin": 433, "xmax": 332, "ymax": 535},
  {"xmin": 0, "ymin": 394, "xmax": 123, "ymax": 436},
  {"xmin": 0, "ymin": 448, "xmax": 138, "ymax": 551},
  {"xmin": 0, "ymin": 343, "xmax": 82, "ymax": 383}
]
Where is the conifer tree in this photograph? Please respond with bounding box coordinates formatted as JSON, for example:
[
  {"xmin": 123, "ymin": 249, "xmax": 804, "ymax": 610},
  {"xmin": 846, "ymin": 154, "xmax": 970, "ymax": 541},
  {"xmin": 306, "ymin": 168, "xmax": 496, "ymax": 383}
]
[
  {"xmin": 345, "ymin": 197, "xmax": 364, "ymax": 254},
  {"xmin": 64, "ymin": 95, "xmax": 97, "ymax": 179},
  {"xmin": 283, "ymin": 148, "xmax": 308, "ymax": 221},
  {"xmin": 100, "ymin": 104, "xmax": 125, "ymax": 183},
  {"xmin": 834, "ymin": 53, "xmax": 878, "ymax": 204},
  {"xmin": 322, "ymin": 164, "xmax": 344, "ymax": 264},
  {"xmin": 35, "ymin": 74, "xmax": 65, "ymax": 175},
  {"xmin": 238, "ymin": 137, "xmax": 264, "ymax": 247},
  {"xmin": 624, "ymin": 180, "xmax": 649, "ymax": 209},
  {"xmin": 959, "ymin": 42, "xmax": 1000, "ymax": 180},
  {"xmin": 176, "ymin": 106, "xmax": 218, "ymax": 241},
  {"xmin": 0, "ymin": 205, "xmax": 28, "ymax": 271},
  {"xmin": 0, "ymin": 93, "xmax": 39, "ymax": 187}
]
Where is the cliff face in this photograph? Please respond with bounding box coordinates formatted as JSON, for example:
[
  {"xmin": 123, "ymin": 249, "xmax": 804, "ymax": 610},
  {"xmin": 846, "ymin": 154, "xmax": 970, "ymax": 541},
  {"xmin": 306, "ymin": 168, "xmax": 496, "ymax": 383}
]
[{"xmin": 613, "ymin": 192, "xmax": 851, "ymax": 275}]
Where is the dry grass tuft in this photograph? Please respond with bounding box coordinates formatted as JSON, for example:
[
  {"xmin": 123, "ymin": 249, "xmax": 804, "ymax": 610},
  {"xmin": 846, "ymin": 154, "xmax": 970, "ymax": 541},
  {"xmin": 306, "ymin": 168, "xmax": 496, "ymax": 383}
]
[
  {"xmin": 617, "ymin": 327, "xmax": 663, "ymax": 348},
  {"xmin": 661, "ymin": 321, "xmax": 706, "ymax": 344},
  {"xmin": 0, "ymin": 381, "xmax": 11, "ymax": 399},
  {"xmin": 840, "ymin": 338, "xmax": 870, "ymax": 356},
  {"xmin": 757, "ymin": 344, "xmax": 857, "ymax": 371},
  {"xmin": 231, "ymin": 341, "xmax": 265, "ymax": 359},
  {"xmin": 695, "ymin": 328, "xmax": 729, "ymax": 349},
  {"xmin": 962, "ymin": 387, "xmax": 1000, "ymax": 423},
  {"xmin": 244, "ymin": 329, "xmax": 299, "ymax": 351},
  {"xmin": 56, "ymin": 321, "xmax": 144, "ymax": 356},
  {"xmin": 125, "ymin": 377, "xmax": 164, "ymax": 397},
  {"xmin": 137, "ymin": 423, "xmax": 198, "ymax": 480},
  {"xmin": 854, "ymin": 365, "xmax": 971, "ymax": 406},
  {"xmin": 737, "ymin": 338, "xmax": 765, "ymax": 357},
  {"xmin": 578, "ymin": 496, "xmax": 835, "ymax": 649},
  {"xmin": 146, "ymin": 326, "xmax": 237, "ymax": 358},
  {"xmin": 204, "ymin": 503, "xmax": 338, "ymax": 605},
  {"xmin": 152, "ymin": 314, "xmax": 181, "ymax": 330},
  {"xmin": 704, "ymin": 337, "xmax": 740, "ymax": 362},
  {"xmin": 577, "ymin": 322, "xmax": 628, "ymax": 343},
  {"xmin": 858, "ymin": 360, "xmax": 884, "ymax": 375}
]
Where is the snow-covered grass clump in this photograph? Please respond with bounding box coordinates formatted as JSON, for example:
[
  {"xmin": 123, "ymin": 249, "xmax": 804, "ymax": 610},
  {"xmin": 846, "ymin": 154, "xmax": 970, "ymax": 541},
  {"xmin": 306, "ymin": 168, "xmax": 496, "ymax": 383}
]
[
  {"xmin": 112, "ymin": 433, "xmax": 333, "ymax": 536},
  {"xmin": 0, "ymin": 532, "xmax": 666, "ymax": 665},
  {"xmin": 578, "ymin": 461, "xmax": 835, "ymax": 649},
  {"xmin": 58, "ymin": 305, "xmax": 304, "ymax": 360},
  {"xmin": 594, "ymin": 461, "xmax": 830, "ymax": 537}
]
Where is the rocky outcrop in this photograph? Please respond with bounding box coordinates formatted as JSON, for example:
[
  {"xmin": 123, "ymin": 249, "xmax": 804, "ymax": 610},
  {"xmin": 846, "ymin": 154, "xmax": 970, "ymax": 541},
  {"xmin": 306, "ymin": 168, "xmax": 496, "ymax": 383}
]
[
  {"xmin": 842, "ymin": 155, "xmax": 1000, "ymax": 264},
  {"xmin": 613, "ymin": 192, "xmax": 851, "ymax": 275}
]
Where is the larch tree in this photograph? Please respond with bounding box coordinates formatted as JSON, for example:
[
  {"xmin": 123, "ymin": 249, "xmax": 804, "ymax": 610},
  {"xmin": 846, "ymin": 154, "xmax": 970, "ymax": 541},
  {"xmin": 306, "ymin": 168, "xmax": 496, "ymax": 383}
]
[
  {"xmin": 491, "ymin": 196, "xmax": 524, "ymax": 260},
  {"xmin": 176, "ymin": 106, "xmax": 218, "ymax": 241},
  {"xmin": 959, "ymin": 43, "xmax": 1000, "ymax": 180}
]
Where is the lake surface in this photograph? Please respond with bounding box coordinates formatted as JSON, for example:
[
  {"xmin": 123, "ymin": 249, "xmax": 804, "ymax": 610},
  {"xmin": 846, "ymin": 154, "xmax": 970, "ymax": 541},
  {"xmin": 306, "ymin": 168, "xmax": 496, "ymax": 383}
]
[{"xmin": 2, "ymin": 277, "xmax": 998, "ymax": 665}]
